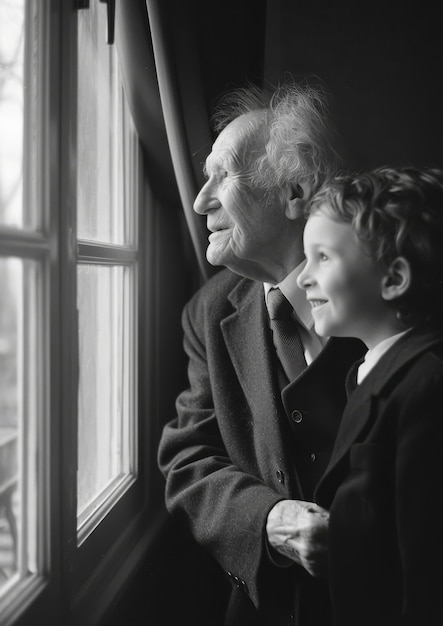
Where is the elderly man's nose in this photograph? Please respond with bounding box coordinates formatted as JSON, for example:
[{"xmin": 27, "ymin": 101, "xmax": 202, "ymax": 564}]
[{"xmin": 193, "ymin": 183, "xmax": 221, "ymax": 215}]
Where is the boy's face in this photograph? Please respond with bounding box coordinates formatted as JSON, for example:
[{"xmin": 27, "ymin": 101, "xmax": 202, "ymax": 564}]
[{"xmin": 297, "ymin": 207, "xmax": 390, "ymax": 347}]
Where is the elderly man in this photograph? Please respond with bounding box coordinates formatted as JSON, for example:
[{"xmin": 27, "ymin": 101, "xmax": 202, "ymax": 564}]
[{"xmin": 158, "ymin": 83, "xmax": 364, "ymax": 626}]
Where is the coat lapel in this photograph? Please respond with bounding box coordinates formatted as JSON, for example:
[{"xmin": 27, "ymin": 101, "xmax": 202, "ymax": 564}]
[
  {"xmin": 316, "ymin": 326, "xmax": 443, "ymax": 500},
  {"xmin": 221, "ymin": 279, "xmax": 280, "ymax": 422},
  {"xmin": 220, "ymin": 277, "xmax": 300, "ymax": 488},
  {"xmin": 321, "ymin": 382, "xmax": 373, "ymax": 475}
]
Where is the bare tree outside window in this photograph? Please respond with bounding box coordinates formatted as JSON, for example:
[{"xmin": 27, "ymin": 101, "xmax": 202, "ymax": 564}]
[{"xmin": 0, "ymin": 0, "xmax": 25, "ymax": 589}]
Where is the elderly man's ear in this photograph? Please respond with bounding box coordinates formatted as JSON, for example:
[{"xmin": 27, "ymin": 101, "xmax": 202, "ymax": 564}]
[{"xmin": 284, "ymin": 183, "xmax": 308, "ymax": 220}]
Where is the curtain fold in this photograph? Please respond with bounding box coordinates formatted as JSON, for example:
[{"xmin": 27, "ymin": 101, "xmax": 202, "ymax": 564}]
[
  {"xmin": 116, "ymin": 0, "xmax": 267, "ymax": 284},
  {"xmin": 115, "ymin": 0, "xmax": 177, "ymax": 207},
  {"xmin": 145, "ymin": 0, "xmax": 214, "ymax": 283}
]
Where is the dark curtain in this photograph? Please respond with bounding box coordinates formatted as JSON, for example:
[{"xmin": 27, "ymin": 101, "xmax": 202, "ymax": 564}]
[
  {"xmin": 114, "ymin": 0, "xmax": 268, "ymax": 284},
  {"xmin": 114, "ymin": 0, "xmax": 177, "ymax": 206},
  {"xmin": 145, "ymin": 0, "xmax": 213, "ymax": 282}
]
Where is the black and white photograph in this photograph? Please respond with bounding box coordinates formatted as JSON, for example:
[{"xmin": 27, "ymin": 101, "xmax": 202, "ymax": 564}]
[{"xmin": 0, "ymin": 1, "xmax": 442, "ymax": 625}]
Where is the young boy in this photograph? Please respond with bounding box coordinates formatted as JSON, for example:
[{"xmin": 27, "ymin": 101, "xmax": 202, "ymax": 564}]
[{"xmin": 297, "ymin": 166, "xmax": 443, "ymax": 626}]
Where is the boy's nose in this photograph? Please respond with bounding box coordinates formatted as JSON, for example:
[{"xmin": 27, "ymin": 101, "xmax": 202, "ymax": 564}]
[{"xmin": 297, "ymin": 268, "xmax": 312, "ymax": 290}]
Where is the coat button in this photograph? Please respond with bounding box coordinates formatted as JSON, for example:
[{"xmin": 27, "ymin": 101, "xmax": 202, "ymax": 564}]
[
  {"xmin": 276, "ymin": 470, "xmax": 285, "ymax": 484},
  {"xmin": 291, "ymin": 409, "xmax": 303, "ymax": 423},
  {"xmin": 233, "ymin": 575, "xmax": 242, "ymax": 588}
]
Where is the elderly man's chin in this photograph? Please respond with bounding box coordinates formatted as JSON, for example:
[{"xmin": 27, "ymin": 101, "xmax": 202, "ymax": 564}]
[
  {"xmin": 206, "ymin": 237, "xmax": 249, "ymax": 272},
  {"xmin": 206, "ymin": 237, "xmax": 234, "ymax": 267}
]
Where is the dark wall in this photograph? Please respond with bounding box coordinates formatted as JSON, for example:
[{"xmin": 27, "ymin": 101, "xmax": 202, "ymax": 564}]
[
  {"xmin": 193, "ymin": 0, "xmax": 267, "ymax": 123},
  {"xmin": 273, "ymin": 1, "xmax": 443, "ymax": 170}
]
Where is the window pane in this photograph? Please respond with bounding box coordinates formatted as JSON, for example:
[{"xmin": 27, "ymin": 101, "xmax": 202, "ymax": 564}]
[
  {"xmin": 0, "ymin": 0, "xmax": 40, "ymax": 230},
  {"xmin": 0, "ymin": 257, "xmax": 39, "ymax": 596},
  {"xmin": 0, "ymin": 1, "xmax": 24, "ymax": 228},
  {"xmin": 77, "ymin": 264, "xmax": 136, "ymax": 526},
  {"xmin": 77, "ymin": 2, "xmax": 129, "ymax": 245}
]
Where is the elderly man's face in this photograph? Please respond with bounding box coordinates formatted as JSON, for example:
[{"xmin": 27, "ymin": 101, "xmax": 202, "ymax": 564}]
[{"xmin": 194, "ymin": 114, "xmax": 294, "ymax": 279}]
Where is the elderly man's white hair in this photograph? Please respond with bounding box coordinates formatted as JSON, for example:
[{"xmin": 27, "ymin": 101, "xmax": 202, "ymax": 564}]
[{"xmin": 211, "ymin": 81, "xmax": 341, "ymax": 201}]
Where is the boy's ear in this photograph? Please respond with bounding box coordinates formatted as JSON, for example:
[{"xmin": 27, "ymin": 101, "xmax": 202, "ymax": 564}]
[
  {"xmin": 381, "ymin": 256, "xmax": 411, "ymax": 301},
  {"xmin": 284, "ymin": 183, "xmax": 307, "ymax": 220}
]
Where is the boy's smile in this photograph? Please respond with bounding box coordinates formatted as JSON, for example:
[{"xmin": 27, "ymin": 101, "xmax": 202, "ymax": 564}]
[{"xmin": 309, "ymin": 299, "xmax": 328, "ymax": 310}]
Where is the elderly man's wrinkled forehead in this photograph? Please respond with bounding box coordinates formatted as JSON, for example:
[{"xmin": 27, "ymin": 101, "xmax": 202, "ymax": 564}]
[{"xmin": 206, "ymin": 110, "xmax": 268, "ymax": 173}]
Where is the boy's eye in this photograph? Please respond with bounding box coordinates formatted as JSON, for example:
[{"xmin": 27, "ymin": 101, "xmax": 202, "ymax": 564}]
[{"xmin": 319, "ymin": 253, "xmax": 329, "ymax": 261}]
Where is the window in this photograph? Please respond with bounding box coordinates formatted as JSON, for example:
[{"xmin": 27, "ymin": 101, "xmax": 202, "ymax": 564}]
[
  {"xmin": 0, "ymin": 2, "xmax": 46, "ymax": 620},
  {"xmin": 75, "ymin": 0, "xmax": 139, "ymax": 543},
  {"xmin": 0, "ymin": 2, "xmax": 149, "ymax": 624}
]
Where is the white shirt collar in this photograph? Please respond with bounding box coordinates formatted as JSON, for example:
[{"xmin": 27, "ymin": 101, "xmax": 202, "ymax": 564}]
[
  {"xmin": 264, "ymin": 260, "xmax": 313, "ymax": 330},
  {"xmin": 357, "ymin": 329, "xmax": 410, "ymax": 384}
]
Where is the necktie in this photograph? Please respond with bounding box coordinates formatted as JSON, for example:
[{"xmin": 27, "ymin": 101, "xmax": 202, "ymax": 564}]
[{"xmin": 267, "ymin": 287, "xmax": 307, "ymax": 381}]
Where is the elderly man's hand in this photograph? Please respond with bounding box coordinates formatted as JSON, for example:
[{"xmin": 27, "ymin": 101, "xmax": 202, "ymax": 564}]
[{"xmin": 266, "ymin": 499, "xmax": 329, "ymax": 577}]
